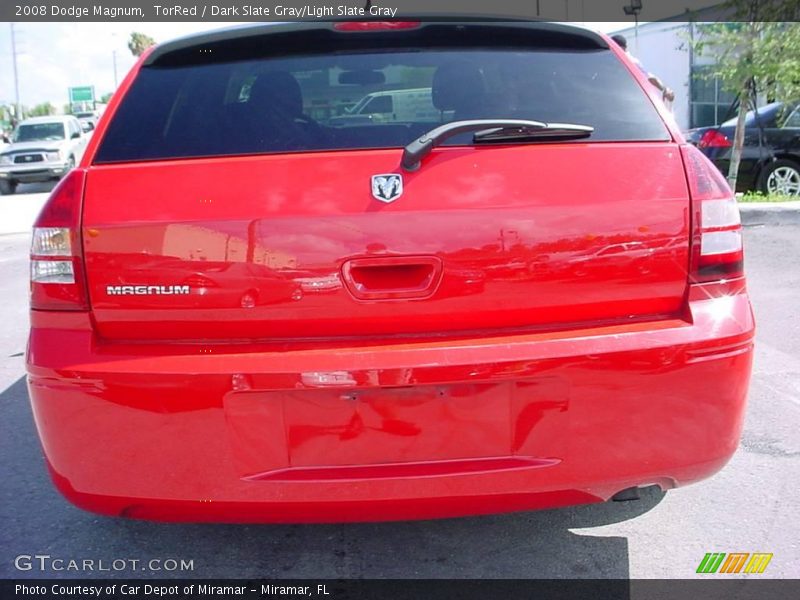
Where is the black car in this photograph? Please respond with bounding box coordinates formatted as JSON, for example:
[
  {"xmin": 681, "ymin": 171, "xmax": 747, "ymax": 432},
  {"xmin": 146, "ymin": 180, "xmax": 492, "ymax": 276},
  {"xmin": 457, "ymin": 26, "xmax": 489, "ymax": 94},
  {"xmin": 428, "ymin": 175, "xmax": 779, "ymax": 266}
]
[{"xmin": 686, "ymin": 101, "xmax": 800, "ymax": 196}]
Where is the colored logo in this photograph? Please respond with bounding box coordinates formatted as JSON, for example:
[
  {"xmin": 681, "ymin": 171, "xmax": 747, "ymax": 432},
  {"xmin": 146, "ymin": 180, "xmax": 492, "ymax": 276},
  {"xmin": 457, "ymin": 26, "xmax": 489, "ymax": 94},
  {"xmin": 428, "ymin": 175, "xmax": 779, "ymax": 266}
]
[{"xmin": 696, "ymin": 552, "xmax": 773, "ymax": 574}]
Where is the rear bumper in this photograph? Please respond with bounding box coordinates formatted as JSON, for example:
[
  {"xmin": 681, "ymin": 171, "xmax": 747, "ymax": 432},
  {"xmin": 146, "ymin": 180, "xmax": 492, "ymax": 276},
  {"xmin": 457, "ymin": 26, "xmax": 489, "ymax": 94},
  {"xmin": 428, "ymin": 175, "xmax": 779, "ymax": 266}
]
[
  {"xmin": 0, "ymin": 163, "xmax": 68, "ymax": 182},
  {"xmin": 27, "ymin": 288, "xmax": 754, "ymax": 522}
]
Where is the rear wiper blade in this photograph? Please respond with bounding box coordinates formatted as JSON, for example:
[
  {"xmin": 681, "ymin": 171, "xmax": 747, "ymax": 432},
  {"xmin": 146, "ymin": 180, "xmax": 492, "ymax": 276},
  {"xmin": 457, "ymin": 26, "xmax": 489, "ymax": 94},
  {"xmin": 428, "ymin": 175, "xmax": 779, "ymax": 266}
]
[
  {"xmin": 401, "ymin": 119, "xmax": 593, "ymax": 171},
  {"xmin": 473, "ymin": 123, "xmax": 593, "ymax": 143}
]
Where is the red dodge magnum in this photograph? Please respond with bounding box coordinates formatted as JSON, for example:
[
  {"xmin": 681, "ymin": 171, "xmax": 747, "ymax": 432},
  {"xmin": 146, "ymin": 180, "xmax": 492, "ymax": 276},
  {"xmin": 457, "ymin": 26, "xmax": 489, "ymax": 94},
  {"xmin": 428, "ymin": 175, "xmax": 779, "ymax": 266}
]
[{"xmin": 26, "ymin": 21, "xmax": 754, "ymax": 522}]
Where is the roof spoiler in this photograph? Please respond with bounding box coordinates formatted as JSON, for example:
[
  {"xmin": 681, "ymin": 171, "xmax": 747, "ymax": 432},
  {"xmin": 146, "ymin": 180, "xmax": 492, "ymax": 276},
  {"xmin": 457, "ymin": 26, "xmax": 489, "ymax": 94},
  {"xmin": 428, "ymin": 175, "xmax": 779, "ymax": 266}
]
[{"xmin": 144, "ymin": 20, "xmax": 610, "ymax": 67}]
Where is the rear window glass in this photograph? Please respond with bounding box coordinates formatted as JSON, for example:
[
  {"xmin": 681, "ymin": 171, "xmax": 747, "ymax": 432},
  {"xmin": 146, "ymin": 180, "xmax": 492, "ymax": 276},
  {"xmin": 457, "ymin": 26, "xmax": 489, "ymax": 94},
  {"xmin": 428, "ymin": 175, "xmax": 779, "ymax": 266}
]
[
  {"xmin": 95, "ymin": 48, "xmax": 670, "ymax": 163},
  {"xmin": 781, "ymin": 105, "xmax": 800, "ymax": 128}
]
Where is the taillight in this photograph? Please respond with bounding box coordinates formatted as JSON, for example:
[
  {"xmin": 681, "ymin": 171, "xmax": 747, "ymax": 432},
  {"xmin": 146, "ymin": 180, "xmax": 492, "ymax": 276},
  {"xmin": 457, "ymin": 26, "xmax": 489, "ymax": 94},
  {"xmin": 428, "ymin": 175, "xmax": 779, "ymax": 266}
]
[
  {"xmin": 30, "ymin": 169, "xmax": 89, "ymax": 311},
  {"xmin": 183, "ymin": 274, "xmax": 219, "ymax": 289},
  {"xmin": 681, "ymin": 145, "xmax": 743, "ymax": 284},
  {"xmin": 698, "ymin": 129, "xmax": 732, "ymax": 149},
  {"xmin": 333, "ymin": 21, "xmax": 421, "ymax": 32}
]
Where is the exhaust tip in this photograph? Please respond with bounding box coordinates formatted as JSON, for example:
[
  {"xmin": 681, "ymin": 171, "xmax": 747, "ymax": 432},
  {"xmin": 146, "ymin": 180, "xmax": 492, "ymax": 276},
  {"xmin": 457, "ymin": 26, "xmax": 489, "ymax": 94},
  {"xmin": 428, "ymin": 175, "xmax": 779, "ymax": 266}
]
[
  {"xmin": 612, "ymin": 487, "xmax": 641, "ymax": 502},
  {"xmin": 612, "ymin": 484, "xmax": 666, "ymax": 502}
]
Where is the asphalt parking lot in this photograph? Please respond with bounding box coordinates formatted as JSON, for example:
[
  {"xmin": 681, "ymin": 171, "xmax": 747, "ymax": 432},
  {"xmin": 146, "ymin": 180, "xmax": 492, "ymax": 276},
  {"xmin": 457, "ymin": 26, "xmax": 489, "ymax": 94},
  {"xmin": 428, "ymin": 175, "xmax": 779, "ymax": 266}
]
[{"xmin": 0, "ymin": 193, "xmax": 798, "ymax": 580}]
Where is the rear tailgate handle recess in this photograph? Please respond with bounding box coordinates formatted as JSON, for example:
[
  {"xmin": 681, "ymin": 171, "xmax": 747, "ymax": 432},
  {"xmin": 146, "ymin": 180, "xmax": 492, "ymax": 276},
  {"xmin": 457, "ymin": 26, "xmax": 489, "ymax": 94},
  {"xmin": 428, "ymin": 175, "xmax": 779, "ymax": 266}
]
[{"xmin": 341, "ymin": 256, "xmax": 443, "ymax": 301}]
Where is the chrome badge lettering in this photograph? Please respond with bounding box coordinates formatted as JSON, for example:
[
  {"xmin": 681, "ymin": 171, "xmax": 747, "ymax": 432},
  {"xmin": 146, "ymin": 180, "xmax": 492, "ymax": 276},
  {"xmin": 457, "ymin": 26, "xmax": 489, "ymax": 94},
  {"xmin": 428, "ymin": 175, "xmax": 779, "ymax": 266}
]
[
  {"xmin": 371, "ymin": 174, "xmax": 403, "ymax": 203},
  {"xmin": 106, "ymin": 285, "xmax": 191, "ymax": 296}
]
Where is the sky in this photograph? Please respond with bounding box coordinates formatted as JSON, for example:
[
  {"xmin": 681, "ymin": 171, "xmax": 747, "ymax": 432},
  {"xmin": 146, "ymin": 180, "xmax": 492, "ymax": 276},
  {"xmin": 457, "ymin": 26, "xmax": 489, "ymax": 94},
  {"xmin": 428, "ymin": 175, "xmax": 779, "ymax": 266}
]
[{"xmin": 0, "ymin": 21, "xmax": 631, "ymax": 109}]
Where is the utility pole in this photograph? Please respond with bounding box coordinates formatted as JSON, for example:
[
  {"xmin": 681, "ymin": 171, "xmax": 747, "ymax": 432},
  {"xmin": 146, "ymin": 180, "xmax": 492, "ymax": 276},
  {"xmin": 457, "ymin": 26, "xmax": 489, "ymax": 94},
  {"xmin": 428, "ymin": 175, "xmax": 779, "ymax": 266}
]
[
  {"xmin": 623, "ymin": 1, "xmax": 644, "ymax": 55},
  {"xmin": 113, "ymin": 50, "xmax": 118, "ymax": 88},
  {"xmin": 10, "ymin": 24, "xmax": 21, "ymax": 123},
  {"xmin": 111, "ymin": 31, "xmax": 121, "ymax": 91}
]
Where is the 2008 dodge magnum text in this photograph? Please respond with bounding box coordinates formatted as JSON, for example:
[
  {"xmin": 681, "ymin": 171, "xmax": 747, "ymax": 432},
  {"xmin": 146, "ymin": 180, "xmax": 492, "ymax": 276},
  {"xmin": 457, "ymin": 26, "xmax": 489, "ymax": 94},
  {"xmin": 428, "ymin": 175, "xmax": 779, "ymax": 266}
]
[{"xmin": 26, "ymin": 21, "xmax": 755, "ymax": 522}]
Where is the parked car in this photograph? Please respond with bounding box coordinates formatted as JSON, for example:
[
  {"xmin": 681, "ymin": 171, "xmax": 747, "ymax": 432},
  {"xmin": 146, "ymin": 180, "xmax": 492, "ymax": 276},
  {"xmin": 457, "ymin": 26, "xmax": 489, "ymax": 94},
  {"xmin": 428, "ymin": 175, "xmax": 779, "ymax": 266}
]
[
  {"xmin": 686, "ymin": 101, "xmax": 800, "ymax": 196},
  {"xmin": 0, "ymin": 115, "xmax": 87, "ymax": 194},
  {"xmin": 74, "ymin": 111, "xmax": 98, "ymax": 134},
  {"xmin": 79, "ymin": 120, "xmax": 95, "ymax": 134},
  {"xmin": 27, "ymin": 21, "xmax": 754, "ymax": 523},
  {"xmin": 329, "ymin": 87, "xmax": 442, "ymax": 126}
]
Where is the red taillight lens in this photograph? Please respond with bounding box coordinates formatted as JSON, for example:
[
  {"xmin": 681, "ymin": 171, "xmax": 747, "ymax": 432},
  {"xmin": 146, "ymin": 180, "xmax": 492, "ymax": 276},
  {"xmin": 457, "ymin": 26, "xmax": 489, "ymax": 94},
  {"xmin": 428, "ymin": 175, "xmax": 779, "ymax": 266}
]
[
  {"xmin": 698, "ymin": 129, "xmax": 732, "ymax": 149},
  {"xmin": 30, "ymin": 169, "xmax": 89, "ymax": 311},
  {"xmin": 681, "ymin": 145, "xmax": 743, "ymax": 284},
  {"xmin": 333, "ymin": 21, "xmax": 421, "ymax": 32}
]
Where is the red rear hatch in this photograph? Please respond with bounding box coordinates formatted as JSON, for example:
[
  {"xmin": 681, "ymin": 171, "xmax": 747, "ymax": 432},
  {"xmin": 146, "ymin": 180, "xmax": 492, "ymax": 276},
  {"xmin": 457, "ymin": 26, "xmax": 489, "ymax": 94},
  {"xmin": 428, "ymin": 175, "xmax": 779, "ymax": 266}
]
[
  {"xmin": 83, "ymin": 143, "xmax": 689, "ymax": 341},
  {"xmin": 80, "ymin": 23, "xmax": 690, "ymax": 343},
  {"xmin": 41, "ymin": 22, "xmax": 702, "ymax": 483}
]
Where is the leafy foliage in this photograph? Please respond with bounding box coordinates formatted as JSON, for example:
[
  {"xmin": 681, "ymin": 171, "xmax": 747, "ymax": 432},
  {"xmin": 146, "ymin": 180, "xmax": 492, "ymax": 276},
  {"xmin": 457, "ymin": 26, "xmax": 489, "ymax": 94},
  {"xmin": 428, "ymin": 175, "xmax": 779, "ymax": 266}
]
[
  {"xmin": 694, "ymin": 21, "xmax": 800, "ymax": 106},
  {"xmin": 128, "ymin": 32, "xmax": 156, "ymax": 57},
  {"xmin": 739, "ymin": 191, "xmax": 799, "ymax": 202},
  {"xmin": 28, "ymin": 102, "xmax": 56, "ymax": 117},
  {"xmin": 690, "ymin": 0, "xmax": 800, "ymax": 188}
]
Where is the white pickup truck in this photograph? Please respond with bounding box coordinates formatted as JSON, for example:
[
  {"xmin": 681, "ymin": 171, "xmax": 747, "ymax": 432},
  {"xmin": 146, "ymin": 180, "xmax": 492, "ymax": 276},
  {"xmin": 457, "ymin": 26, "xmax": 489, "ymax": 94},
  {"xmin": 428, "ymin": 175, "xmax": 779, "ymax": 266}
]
[{"xmin": 0, "ymin": 115, "xmax": 88, "ymax": 194}]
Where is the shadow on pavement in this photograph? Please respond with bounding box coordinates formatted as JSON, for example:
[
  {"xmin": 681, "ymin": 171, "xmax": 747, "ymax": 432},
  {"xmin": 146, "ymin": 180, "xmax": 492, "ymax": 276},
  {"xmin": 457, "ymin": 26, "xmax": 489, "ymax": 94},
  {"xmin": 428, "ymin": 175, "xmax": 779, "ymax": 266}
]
[
  {"xmin": 1, "ymin": 376, "xmax": 663, "ymax": 580},
  {"xmin": 14, "ymin": 181, "xmax": 58, "ymax": 195}
]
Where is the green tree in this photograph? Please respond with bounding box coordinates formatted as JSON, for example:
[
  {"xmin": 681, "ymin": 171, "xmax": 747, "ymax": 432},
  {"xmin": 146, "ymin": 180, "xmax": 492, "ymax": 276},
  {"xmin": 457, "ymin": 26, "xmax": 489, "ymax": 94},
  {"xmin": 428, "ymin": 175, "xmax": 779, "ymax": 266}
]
[
  {"xmin": 28, "ymin": 102, "xmax": 56, "ymax": 117},
  {"xmin": 690, "ymin": 0, "xmax": 800, "ymax": 191},
  {"xmin": 100, "ymin": 93, "xmax": 113, "ymax": 104},
  {"xmin": 128, "ymin": 32, "xmax": 156, "ymax": 57}
]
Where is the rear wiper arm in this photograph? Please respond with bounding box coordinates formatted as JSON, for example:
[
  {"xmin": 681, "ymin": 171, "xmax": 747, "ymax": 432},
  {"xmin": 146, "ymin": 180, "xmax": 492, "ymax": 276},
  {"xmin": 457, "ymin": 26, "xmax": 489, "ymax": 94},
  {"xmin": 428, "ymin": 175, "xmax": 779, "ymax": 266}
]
[
  {"xmin": 473, "ymin": 123, "xmax": 593, "ymax": 143},
  {"xmin": 401, "ymin": 119, "xmax": 593, "ymax": 171}
]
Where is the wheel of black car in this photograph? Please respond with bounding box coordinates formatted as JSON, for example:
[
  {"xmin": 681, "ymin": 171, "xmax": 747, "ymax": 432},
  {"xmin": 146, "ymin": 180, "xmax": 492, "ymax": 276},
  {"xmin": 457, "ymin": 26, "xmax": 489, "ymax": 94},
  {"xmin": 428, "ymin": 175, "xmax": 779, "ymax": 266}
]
[
  {"xmin": 759, "ymin": 159, "xmax": 800, "ymax": 196},
  {"xmin": 0, "ymin": 180, "xmax": 16, "ymax": 195}
]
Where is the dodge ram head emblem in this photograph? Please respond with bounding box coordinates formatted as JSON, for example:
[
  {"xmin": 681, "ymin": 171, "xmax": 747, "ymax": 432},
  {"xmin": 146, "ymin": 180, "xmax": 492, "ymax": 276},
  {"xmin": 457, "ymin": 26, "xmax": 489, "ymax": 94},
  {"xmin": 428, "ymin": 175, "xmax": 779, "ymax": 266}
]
[{"xmin": 371, "ymin": 174, "xmax": 403, "ymax": 203}]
